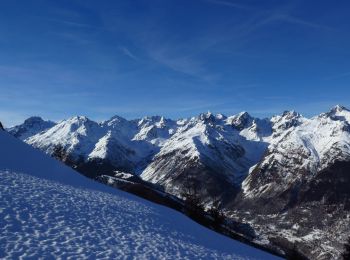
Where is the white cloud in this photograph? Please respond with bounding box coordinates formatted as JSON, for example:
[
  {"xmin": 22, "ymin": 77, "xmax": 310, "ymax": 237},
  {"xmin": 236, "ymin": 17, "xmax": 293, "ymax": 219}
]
[{"xmin": 119, "ymin": 46, "xmax": 138, "ymax": 61}]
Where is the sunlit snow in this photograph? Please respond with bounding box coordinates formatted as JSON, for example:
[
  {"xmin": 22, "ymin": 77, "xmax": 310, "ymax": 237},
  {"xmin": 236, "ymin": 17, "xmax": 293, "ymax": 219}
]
[{"xmin": 0, "ymin": 130, "xmax": 278, "ymax": 259}]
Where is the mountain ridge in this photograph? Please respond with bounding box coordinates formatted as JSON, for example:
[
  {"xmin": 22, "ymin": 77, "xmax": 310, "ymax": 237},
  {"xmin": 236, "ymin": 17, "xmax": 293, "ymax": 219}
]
[
  {"xmin": 4, "ymin": 104, "xmax": 350, "ymax": 259},
  {"xmin": 0, "ymin": 124, "xmax": 278, "ymax": 259}
]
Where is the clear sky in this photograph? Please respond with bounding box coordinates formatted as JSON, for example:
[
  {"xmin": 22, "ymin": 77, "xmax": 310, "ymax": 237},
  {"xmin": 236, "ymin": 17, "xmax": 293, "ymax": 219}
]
[{"xmin": 1, "ymin": 0, "xmax": 350, "ymax": 126}]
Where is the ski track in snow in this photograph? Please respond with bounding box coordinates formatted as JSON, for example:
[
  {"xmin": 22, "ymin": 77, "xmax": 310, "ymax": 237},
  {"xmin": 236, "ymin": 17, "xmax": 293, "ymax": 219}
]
[{"xmin": 0, "ymin": 170, "xmax": 275, "ymax": 260}]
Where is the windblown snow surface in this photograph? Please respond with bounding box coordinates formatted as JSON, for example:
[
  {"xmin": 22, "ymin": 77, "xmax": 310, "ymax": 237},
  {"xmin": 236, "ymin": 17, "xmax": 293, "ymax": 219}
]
[{"xmin": 0, "ymin": 131, "xmax": 278, "ymax": 259}]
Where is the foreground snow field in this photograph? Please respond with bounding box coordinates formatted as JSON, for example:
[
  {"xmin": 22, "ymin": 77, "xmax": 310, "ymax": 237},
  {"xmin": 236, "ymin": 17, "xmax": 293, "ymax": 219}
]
[{"xmin": 0, "ymin": 131, "xmax": 278, "ymax": 259}]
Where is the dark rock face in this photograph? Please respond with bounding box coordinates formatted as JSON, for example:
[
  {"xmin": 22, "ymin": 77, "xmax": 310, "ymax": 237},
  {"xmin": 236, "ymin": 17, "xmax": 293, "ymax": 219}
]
[
  {"xmin": 299, "ymin": 160, "xmax": 350, "ymax": 207},
  {"xmin": 0, "ymin": 121, "xmax": 4, "ymax": 130},
  {"xmin": 234, "ymin": 159, "xmax": 350, "ymax": 212},
  {"xmin": 228, "ymin": 158, "xmax": 350, "ymax": 259},
  {"xmin": 235, "ymin": 149, "xmax": 350, "ymax": 210},
  {"xmin": 142, "ymin": 151, "xmax": 241, "ymax": 206},
  {"xmin": 230, "ymin": 112, "xmax": 253, "ymax": 131}
]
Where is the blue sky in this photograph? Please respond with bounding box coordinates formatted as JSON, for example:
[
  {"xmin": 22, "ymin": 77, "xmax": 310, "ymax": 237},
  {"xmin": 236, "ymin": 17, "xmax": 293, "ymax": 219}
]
[{"xmin": 1, "ymin": 0, "xmax": 350, "ymax": 126}]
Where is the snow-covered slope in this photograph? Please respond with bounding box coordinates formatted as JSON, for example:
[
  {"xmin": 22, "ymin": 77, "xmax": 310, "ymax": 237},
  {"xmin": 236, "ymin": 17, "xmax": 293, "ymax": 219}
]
[
  {"xmin": 0, "ymin": 127, "xmax": 278, "ymax": 259},
  {"xmin": 231, "ymin": 106, "xmax": 350, "ymax": 259},
  {"xmin": 242, "ymin": 105, "xmax": 350, "ymax": 200},
  {"xmin": 24, "ymin": 115, "xmax": 182, "ymax": 176},
  {"xmin": 26, "ymin": 116, "xmax": 105, "ymax": 161},
  {"xmin": 140, "ymin": 112, "xmax": 269, "ymax": 204}
]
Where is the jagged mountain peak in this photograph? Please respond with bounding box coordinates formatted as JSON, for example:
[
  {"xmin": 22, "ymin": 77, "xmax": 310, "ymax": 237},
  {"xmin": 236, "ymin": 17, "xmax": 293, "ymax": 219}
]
[
  {"xmin": 101, "ymin": 115, "xmax": 133, "ymax": 131},
  {"xmin": 23, "ymin": 116, "xmax": 47, "ymax": 124},
  {"xmin": 25, "ymin": 116, "xmax": 104, "ymax": 161},
  {"xmin": 227, "ymin": 111, "xmax": 253, "ymax": 131},
  {"xmin": 138, "ymin": 115, "xmax": 163, "ymax": 124},
  {"xmin": 56, "ymin": 116, "xmax": 101, "ymax": 134},
  {"xmin": 281, "ymin": 110, "xmax": 300, "ymax": 118},
  {"xmin": 106, "ymin": 115, "xmax": 128, "ymax": 123},
  {"xmin": 328, "ymin": 105, "xmax": 350, "ymax": 120},
  {"xmin": 330, "ymin": 104, "xmax": 349, "ymax": 113},
  {"xmin": 318, "ymin": 105, "xmax": 350, "ymax": 123},
  {"xmin": 271, "ymin": 110, "xmax": 304, "ymax": 133},
  {"xmin": 198, "ymin": 111, "xmax": 216, "ymax": 121},
  {"xmin": 133, "ymin": 118, "xmax": 177, "ymax": 144},
  {"xmin": 196, "ymin": 112, "xmax": 228, "ymax": 127},
  {"xmin": 65, "ymin": 115, "xmax": 91, "ymax": 124},
  {"xmin": 7, "ymin": 116, "xmax": 56, "ymax": 140},
  {"xmin": 237, "ymin": 111, "xmax": 252, "ymax": 118},
  {"xmin": 136, "ymin": 116, "xmax": 177, "ymax": 132}
]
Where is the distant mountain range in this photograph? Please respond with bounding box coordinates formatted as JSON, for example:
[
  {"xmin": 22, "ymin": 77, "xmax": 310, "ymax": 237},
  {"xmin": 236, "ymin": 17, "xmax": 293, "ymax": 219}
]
[
  {"xmin": 0, "ymin": 120, "xmax": 278, "ymax": 259},
  {"xmin": 5, "ymin": 105, "xmax": 350, "ymax": 259}
]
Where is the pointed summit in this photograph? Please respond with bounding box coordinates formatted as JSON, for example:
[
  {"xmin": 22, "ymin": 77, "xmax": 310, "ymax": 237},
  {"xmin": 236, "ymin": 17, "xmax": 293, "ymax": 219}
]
[
  {"xmin": 271, "ymin": 110, "xmax": 304, "ymax": 133},
  {"xmin": 24, "ymin": 116, "xmax": 45, "ymax": 124},
  {"xmin": 228, "ymin": 112, "xmax": 253, "ymax": 131},
  {"xmin": 237, "ymin": 111, "xmax": 252, "ymax": 119},
  {"xmin": 281, "ymin": 110, "xmax": 301, "ymax": 118},
  {"xmin": 330, "ymin": 104, "xmax": 349, "ymax": 113},
  {"xmin": 68, "ymin": 115, "xmax": 90, "ymax": 123},
  {"xmin": 326, "ymin": 105, "xmax": 350, "ymax": 123},
  {"xmin": 109, "ymin": 115, "xmax": 128, "ymax": 122},
  {"xmin": 198, "ymin": 111, "xmax": 215, "ymax": 122},
  {"xmin": 103, "ymin": 115, "xmax": 129, "ymax": 128},
  {"xmin": 7, "ymin": 117, "xmax": 56, "ymax": 140}
]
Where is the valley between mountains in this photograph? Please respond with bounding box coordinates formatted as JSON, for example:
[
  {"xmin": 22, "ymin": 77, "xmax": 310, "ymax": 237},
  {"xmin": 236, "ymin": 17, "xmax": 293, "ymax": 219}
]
[{"xmin": 5, "ymin": 105, "xmax": 350, "ymax": 259}]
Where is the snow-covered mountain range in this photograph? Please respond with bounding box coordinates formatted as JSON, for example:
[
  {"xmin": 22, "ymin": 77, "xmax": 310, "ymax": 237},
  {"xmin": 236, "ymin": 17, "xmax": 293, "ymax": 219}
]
[
  {"xmin": 4, "ymin": 105, "xmax": 350, "ymax": 259},
  {"xmin": 8, "ymin": 111, "xmax": 272, "ymax": 199},
  {"xmin": 0, "ymin": 124, "xmax": 278, "ymax": 259},
  {"xmin": 243, "ymin": 105, "xmax": 350, "ymax": 201}
]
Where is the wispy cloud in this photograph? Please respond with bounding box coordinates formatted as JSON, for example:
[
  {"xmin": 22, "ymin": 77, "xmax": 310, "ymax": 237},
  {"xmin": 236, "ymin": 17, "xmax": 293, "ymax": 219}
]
[
  {"xmin": 263, "ymin": 13, "xmax": 332, "ymax": 30},
  {"xmin": 206, "ymin": 0, "xmax": 331, "ymax": 31},
  {"xmin": 49, "ymin": 18, "xmax": 96, "ymax": 28},
  {"xmin": 119, "ymin": 46, "xmax": 138, "ymax": 61},
  {"xmin": 32, "ymin": 15, "xmax": 101, "ymax": 30},
  {"xmin": 205, "ymin": 0, "xmax": 251, "ymax": 10},
  {"xmin": 53, "ymin": 32, "xmax": 93, "ymax": 45},
  {"xmin": 142, "ymin": 41, "xmax": 220, "ymax": 82},
  {"xmin": 324, "ymin": 71, "xmax": 350, "ymax": 80},
  {"xmin": 149, "ymin": 49, "xmax": 201, "ymax": 76}
]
